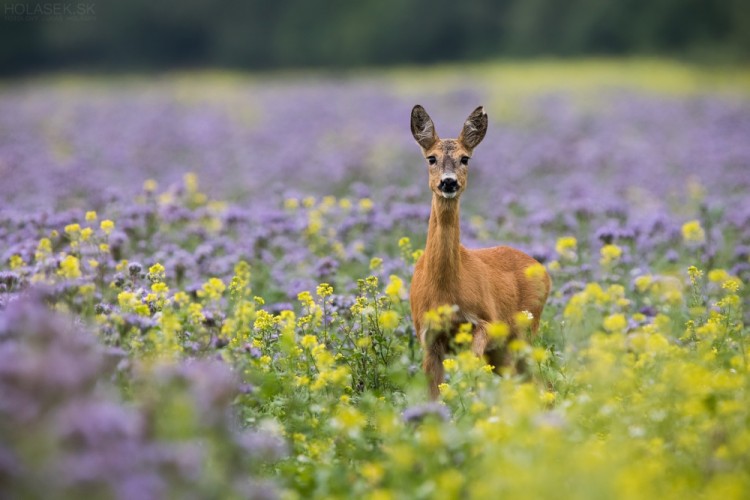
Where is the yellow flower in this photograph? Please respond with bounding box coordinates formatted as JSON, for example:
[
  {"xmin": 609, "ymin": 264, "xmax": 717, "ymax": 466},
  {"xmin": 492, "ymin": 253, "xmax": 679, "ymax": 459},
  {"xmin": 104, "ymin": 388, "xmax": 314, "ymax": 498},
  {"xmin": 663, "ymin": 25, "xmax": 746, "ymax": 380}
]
[
  {"xmin": 634, "ymin": 275, "xmax": 653, "ymax": 293},
  {"xmin": 9, "ymin": 255, "xmax": 24, "ymax": 269},
  {"xmin": 509, "ymin": 339, "xmax": 528, "ymax": 353},
  {"xmin": 531, "ymin": 347, "xmax": 549, "ymax": 363},
  {"xmin": 188, "ymin": 303, "xmax": 205, "ymax": 324},
  {"xmin": 721, "ymin": 277, "xmax": 741, "ymax": 293},
  {"xmin": 172, "ymin": 291, "xmax": 189, "ymax": 305},
  {"xmin": 316, "ymin": 282, "xmax": 333, "ymax": 298},
  {"xmin": 443, "ymin": 358, "xmax": 458, "ymax": 372},
  {"xmin": 524, "ymin": 262, "xmax": 547, "ymax": 280},
  {"xmin": 454, "ymin": 330, "xmax": 473, "ymax": 345},
  {"xmin": 333, "ymin": 406, "xmax": 366, "ymax": 434},
  {"xmin": 143, "ymin": 179, "xmax": 158, "ymax": 192},
  {"xmin": 541, "ymin": 391, "xmax": 556, "ymax": 405},
  {"xmin": 184, "ymin": 172, "xmax": 199, "ymax": 193},
  {"xmin": 254, "ymin": 309, "xmax": 276, "ymax": 331},
  {"xmin": 259, "ymin": 355, "xmax": 272, "ymax": 367},
  {"xmin": 600, "ymin": 244, "xmax": 623, "ymax": 266},
  {"xmin": 361, "ymin": 462, "xmax": 385, "ymax": 485},
  {"xmin": 488, "ymin": 321, "xmax": 510, "ymax": 340},
  {"xmin": 369, "ymin": 257, "xmax": 383, "ymax": 270},
  {"xmin": 687, "ymin": 265, "xmax": 703, "ymax": 285},
  {"xmin": 100, "ymin": 220, "xmax": 115, "ymax": 235},
  {"xmin": 64, "ymin": 223, "xmax": 81, "ymax": 235},
  {"xmin": 321, "ymin": 195, "xmax": 336, "ymax": 210},
  {"xmin": 555, "ymin": 236, "xmax": 577, "ymax": 260},
  {"xmin": 57, "ymin": 255, "xmax": 81, "ymax": 279},
  {"xmin": 85, "ymin": 211, "xmax": 97, "ymax": 222},
  {"xmin": 359, "ymin": 198, "xmax": 374, "ymax": 211},
  {"xmin": 199, "ymin": 277, "xmax": 226, "ymax": 300},
  {"xmin": 708, "ymin": 269, "xmax": 730, "ymax": 283},
  {"xmin": 300, "ymin": 334, "xmax": 318, "ymax": 349},
  {"xmin": 80, "ymin": 227, "xmax": 93, "ymax": 241},
  {"xmin": 378, "ymin": 310, "xmax": 400, "ymax": 330},
  {"xmin": 117, "ymin": 291, "xmax": 137, "ymax": 311},
  {"xmin": 603, "ymin": 313, "xmax": 628, "ymax": 333},
  {"xmin": 99, "ymin": 243, "xmax": 110, "ymax": 253},
  {"xmin": 384, "ymin": 275, "xmax": 404, "ymax": 301},
  {"xmin": 356, "ymin": 337, "xmax": 372, "ymax": 349},
  {"xmin": 436, "ymin": 469, "xmax": 465, "ymax": 499},
  {"xmin": 681, "ymin": 220, "xmax": 705, "ymax": 244},
  {"xmin": 148, "ymin": 263, "xmax": 166, "ymax": 282},
  {"xmin": 284, "ymin": 197, "xmax": 299, "ymax": 210},
  {"xmin": 514, "ymin": 310, "xmax": 534, "ymax": 330},
  {"xmin": 298, "ymin": 291, "xmax": 314, "ymax": 309},
  {"xmin": 438, "ymin": 383, "xmax": 456, "ymax": 400},
  {"xmin": 366, "ymin": 489, "xmax": 395, "ymax": 500}
]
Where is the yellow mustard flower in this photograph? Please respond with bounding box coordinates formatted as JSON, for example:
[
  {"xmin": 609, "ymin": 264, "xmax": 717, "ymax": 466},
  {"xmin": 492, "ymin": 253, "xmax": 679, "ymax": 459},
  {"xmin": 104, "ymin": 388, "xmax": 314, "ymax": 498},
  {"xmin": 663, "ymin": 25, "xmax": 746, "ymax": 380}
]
[
  {"xmin": 378, "ymin": 310, "xmax": 399, "ymax": 330},
  {"xmin": 488, "ymin": 321, "xmax": 510, "ymax": 340},
  {"xmin": 100, "ymin": 219, "xmax": 115, "ymax": 235},
  {"xmin": 58, "ymin": 255, "xmax": 81, "ymax": 279},
  {"xmin": 555, "ymin": 236, "xmax": 577, "ymax": 260},
  {"xmin": 681, "ymin": 220, "xmax": 705, "ymax": 244},
  {"xmin": 384, "ymin": 275, "xmax": 404, "ymax": 301},
  {"xmin": 9, "ymin": 255, "xmax": 24, "ymax": 269},
  {"xmin": 603, "ymin": 313, "xmax": 628, "ymax": 333},
  {"xmin": 600, "ymin": 244, "xmax": 623, "ymax": 265},
  {"xmin": 316, "ymin": 282, "xmax": 333, "ymax": 298},
  {"xmin": 300, "ymin": 334, "xmax": 318, "ymax": 349}
]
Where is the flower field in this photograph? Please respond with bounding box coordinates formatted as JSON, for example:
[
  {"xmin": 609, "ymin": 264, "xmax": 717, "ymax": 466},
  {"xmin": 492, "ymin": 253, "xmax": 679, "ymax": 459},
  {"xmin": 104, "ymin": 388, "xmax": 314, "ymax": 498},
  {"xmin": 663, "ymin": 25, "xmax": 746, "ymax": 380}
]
[{"xmin": 1, "ymin": 60, "xmax": 750, "ymax": 499}]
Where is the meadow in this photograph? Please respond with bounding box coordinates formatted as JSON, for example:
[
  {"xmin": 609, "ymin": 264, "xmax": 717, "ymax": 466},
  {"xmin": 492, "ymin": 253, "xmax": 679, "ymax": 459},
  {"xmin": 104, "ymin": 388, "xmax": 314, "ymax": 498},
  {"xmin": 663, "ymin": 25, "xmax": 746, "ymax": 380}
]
[{"xmin": 1, "ymin": 59, "xmax": 750, "ymax": 499}]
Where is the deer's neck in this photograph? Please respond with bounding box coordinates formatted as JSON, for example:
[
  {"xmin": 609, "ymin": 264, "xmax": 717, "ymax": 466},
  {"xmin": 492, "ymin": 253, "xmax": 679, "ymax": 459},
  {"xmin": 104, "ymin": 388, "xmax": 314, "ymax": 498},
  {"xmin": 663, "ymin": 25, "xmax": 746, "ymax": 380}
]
[{"xmin": 424, "ymin": 195, "xmax": 462, "ymax": 293}]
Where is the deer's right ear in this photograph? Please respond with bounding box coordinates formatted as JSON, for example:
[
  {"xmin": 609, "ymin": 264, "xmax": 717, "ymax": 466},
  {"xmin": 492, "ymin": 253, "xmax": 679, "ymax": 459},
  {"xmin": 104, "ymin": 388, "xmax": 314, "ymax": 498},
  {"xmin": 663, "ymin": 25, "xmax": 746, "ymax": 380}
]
[{"xmin": 411, "ymin": 105, "xmax": 438, "ymax": 150}]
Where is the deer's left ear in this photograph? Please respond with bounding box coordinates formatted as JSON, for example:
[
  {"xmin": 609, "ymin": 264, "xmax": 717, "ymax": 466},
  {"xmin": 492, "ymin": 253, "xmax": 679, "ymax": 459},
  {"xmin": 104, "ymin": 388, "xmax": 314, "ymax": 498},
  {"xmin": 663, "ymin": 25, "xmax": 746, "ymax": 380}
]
[{"xmin": 458, "ymin": 106, "xmax": 488, "ymax": 151}]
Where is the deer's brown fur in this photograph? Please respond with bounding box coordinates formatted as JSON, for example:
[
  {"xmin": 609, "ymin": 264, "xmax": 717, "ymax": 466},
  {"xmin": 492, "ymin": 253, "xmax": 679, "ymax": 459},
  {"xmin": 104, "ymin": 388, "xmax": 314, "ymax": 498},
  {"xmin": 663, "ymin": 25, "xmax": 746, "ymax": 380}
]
[{"xmin": 409, "ymin": 105, "xmax": 551, "ymax": 399}]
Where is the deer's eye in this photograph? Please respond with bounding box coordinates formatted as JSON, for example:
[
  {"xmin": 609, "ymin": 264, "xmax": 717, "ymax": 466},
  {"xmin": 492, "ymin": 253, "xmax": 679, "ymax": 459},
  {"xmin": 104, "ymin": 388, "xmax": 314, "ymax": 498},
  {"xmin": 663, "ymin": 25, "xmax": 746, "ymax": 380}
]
[
  {"xmin": 427, "ymin": 156, "xmax": 437, "ymax": 165},
  {"xmin": 460, "ymin": 156, "xmax": 470, "ymax": 165}
]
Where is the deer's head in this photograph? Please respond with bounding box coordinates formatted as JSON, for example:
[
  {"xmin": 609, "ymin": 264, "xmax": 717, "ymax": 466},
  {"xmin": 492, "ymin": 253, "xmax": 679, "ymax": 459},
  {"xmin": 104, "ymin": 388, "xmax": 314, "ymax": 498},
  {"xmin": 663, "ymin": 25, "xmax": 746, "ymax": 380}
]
[{"xmin": 410, "ymin": 105, "xmax": 488, "ymax": 200}]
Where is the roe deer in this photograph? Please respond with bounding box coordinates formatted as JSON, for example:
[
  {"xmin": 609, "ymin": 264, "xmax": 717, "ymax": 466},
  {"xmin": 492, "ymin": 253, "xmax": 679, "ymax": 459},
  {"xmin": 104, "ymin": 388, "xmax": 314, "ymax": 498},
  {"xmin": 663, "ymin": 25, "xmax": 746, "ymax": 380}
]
[{"xmin": 409, "ymin": 105, "xmax": 551, "ymax": 399}]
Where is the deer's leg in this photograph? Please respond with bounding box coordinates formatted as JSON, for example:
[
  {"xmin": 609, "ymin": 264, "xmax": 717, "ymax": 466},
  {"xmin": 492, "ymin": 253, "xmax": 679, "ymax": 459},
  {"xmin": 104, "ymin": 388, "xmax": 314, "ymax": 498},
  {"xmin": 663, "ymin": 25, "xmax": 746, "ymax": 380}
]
[
  {"xmin": 423, "ymin": 336, "xmax": 447, "ymax": 400},
  {"xmin": 470, "ymin": 320, "xmax": 491, "ymax": 359}
]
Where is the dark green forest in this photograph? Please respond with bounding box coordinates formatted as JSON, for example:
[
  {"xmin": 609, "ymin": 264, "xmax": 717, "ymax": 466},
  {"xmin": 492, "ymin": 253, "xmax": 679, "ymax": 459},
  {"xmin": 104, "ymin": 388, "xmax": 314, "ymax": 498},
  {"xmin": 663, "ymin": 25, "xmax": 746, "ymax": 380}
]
[{"xmin": 2, "ymin": 0, "xmax": 749, "ymax": 74}]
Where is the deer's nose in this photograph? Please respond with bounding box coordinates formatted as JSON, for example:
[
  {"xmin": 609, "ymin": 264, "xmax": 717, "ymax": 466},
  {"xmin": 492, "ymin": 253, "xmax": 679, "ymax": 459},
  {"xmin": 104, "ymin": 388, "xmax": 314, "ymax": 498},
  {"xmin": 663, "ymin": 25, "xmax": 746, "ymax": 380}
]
[{"xmin": 438, "ymin": 175, "xmax": 459, "ymax": 193}]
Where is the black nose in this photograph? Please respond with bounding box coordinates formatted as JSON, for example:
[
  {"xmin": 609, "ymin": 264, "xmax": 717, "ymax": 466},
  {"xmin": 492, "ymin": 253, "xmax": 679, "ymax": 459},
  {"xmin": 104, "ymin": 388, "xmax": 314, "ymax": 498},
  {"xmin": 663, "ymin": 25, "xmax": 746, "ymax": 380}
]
[{"xmin": 439, "ymin": 178, "xmax": 459, "ymax": 192}]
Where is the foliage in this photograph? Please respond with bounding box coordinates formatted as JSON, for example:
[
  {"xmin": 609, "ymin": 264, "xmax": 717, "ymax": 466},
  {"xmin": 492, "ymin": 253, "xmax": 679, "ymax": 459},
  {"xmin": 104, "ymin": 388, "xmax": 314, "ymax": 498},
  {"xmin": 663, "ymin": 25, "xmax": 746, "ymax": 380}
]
[{"xmin": 2, "ymin": 0, "xmax": 750, "ymax": 75}]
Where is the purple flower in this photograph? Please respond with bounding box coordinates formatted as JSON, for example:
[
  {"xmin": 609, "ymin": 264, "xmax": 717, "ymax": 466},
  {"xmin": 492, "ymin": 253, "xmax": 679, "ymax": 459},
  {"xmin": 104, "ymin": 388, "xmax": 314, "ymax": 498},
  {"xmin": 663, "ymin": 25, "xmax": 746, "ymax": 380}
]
[{"xmin": 402, "ymin": 402, "xmax": 452, "ymax": 423}]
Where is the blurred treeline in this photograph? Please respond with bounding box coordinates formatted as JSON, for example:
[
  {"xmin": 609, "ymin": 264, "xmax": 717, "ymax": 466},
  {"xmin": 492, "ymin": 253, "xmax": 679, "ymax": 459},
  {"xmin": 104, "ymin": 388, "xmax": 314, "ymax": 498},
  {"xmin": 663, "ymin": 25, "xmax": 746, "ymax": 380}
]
[{"xmin": 2, "ymin": 0, "xmax": 749, "ymax": 75}]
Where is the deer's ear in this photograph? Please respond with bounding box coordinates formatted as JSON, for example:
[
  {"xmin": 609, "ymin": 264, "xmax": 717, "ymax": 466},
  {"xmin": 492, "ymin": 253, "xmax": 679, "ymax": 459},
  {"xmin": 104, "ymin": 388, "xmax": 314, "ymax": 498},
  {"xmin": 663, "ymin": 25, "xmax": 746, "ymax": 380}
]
[
  {"xmin": 458, "ymin": 106, "xmax": 488, "ymax": 151},
  {"xmin": 411, "ymin": 105, "xmax": 438, "ymax": 150}
]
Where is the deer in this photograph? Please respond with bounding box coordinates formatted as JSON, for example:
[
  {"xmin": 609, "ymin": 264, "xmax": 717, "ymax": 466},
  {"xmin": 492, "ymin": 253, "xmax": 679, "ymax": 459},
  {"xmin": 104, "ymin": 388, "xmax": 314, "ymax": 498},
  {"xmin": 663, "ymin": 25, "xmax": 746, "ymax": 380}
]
[{"xmin": 409, "ymin": 105, "xmax": 551, "ymax": 399}]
